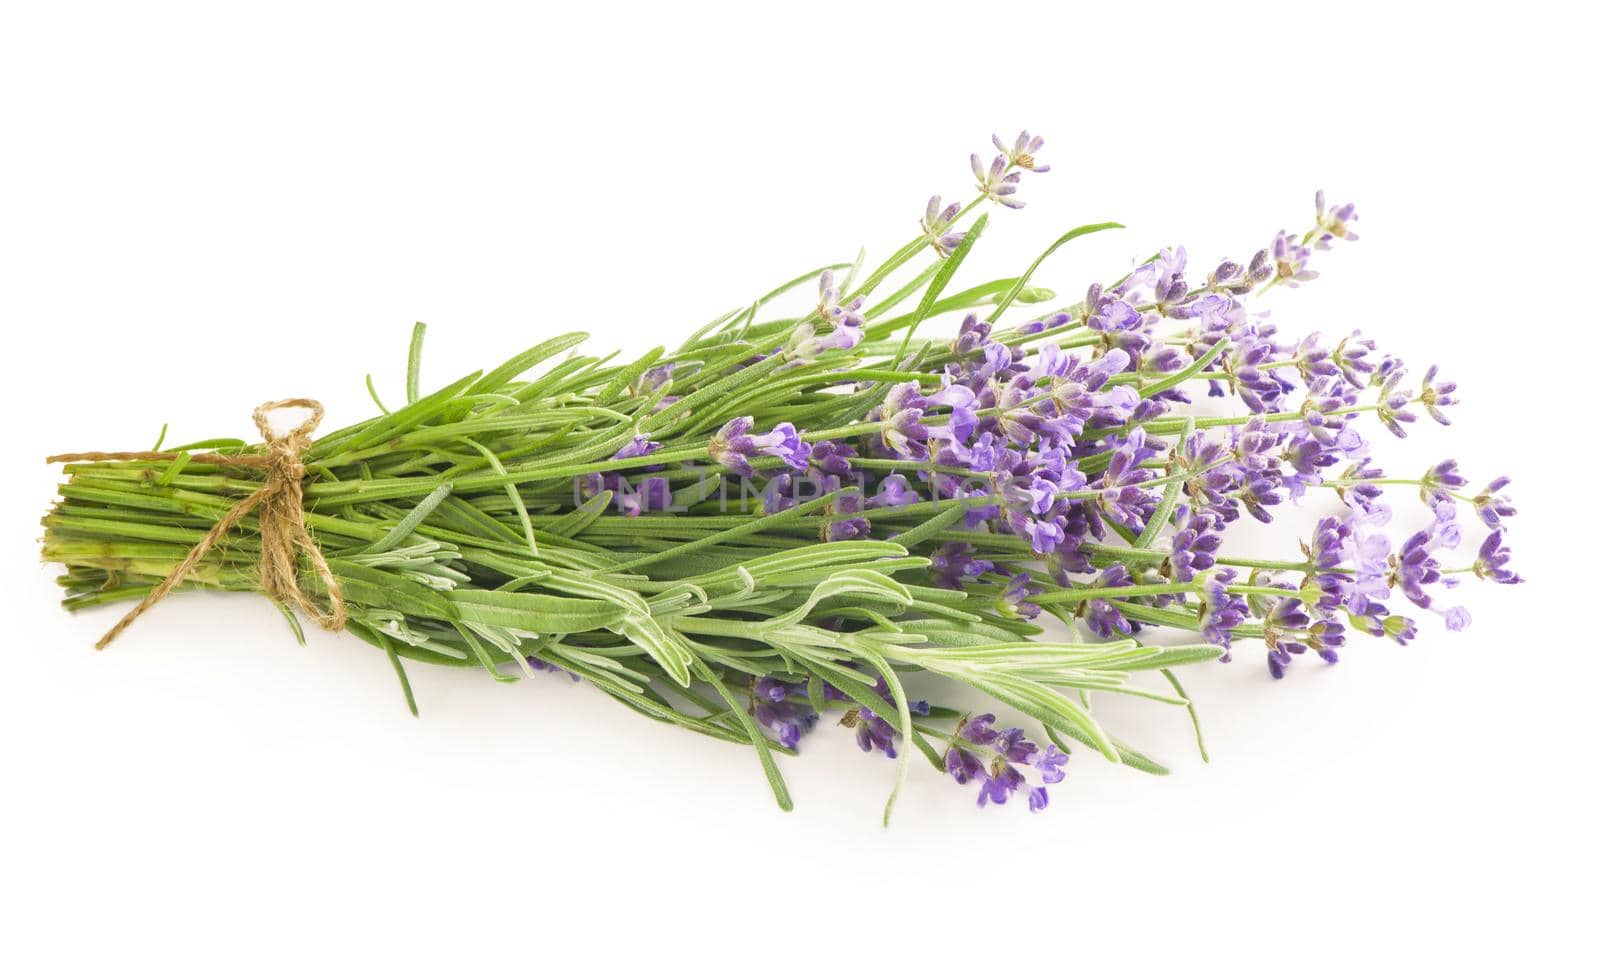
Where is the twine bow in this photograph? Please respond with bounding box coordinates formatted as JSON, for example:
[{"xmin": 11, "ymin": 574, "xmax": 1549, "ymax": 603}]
[{"xmin": 48, "ymin": 399, "xmax": 347, "ymax": 649}]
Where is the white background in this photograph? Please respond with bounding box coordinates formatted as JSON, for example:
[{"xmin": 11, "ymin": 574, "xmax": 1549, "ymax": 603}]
[{"xmin": 1, "ymin": 2, "xmax": 1590, "ymax": 975}]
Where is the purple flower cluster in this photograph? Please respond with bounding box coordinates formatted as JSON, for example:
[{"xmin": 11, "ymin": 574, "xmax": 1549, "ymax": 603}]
[
  {"xmin": 578, "ymin": 436, "xmax": 672, "ymax": 516},
  {"xmin": 750, "ymin": 673, "xmax": 929, "ymax": 757},
  {"xmin": 708, "ymin": 417, "xmax": 811, "ymax": 477},
  {"xmin": 719, "ymin": 150, "xmax": 1519, "ymax": 799},
  {"xmin": 945, "ymin": 713, "xmax": 1065, "ymax": 812},
  {"xmin": 970, "ymin": 130, "xmax": 1049, "ymax": 210}
]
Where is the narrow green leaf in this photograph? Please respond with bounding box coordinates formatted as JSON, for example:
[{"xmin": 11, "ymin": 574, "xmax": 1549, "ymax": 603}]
[
  {"xmin": 856, "ymin": 648, "xmax": 914, "ymax": 828},
  {"xmin": 463, "ymin": 437, "xmax": 537, "ymax": 557},
  {"xmin": 447, "ymin": 588, "xmax": 625, "ymax": 634},
  {"xmin": 467, "ymin": 332, "xmax": 589, "ymax": 397},
  {"xmin": 359, "ymin": 482, "xmax": 454, "ymax": 554},
  {"xmin": 1134, "ymin": 415, "xmax": 1195, "ymax": 549},
  {"xmin": 894, "ymin": 212, "xmax": 989, "ymax": 365},
  {"xmin": 1139, "ymin": 338, "xmax": 1226, "ymax": 399},
  {"xmin": 546, "ymin": 491, "xmax": 612, "ymax": 538},
  {"xmin": 989, "ymin": 222, "xmax": 1123, "ymax": 321},
  {"xmin": 888, "ymin": 504, "xmax": 966, "ymax": 549},
  {"xmin": 365, "ymin": 374, "xmax": 391, "ymax": 415},
  {"xmin": 406, "ymin": 321, "xmax": 426, "ymax": 404},
  {"xmin": 694, "ymin": 661, "xmax": 793, "ymax": 812},
  {"xmin": 1162, "ymin": 668, "xmax": 1209, "ymax": 763}
]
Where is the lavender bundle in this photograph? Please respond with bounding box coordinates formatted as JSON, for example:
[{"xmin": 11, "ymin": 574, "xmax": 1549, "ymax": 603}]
[{"xmin": 41, "ymin": 132, "xmax": 1521, "ymax": 819}]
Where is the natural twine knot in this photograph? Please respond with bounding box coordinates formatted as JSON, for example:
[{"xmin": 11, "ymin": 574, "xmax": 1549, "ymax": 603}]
[{"xmin": 48, "ymin": 398, "xmax": 346, "ymax": 649}]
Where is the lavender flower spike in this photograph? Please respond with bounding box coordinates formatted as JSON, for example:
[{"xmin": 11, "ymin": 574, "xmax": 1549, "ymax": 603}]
[
  {"xmin": 993, "ymin": 130, "xmax": 1050, "ymax": 173},
  {"xmin": 973, "ymin": 152, "xmax": 1025, "ymax": 209},
  {"xmin": 708, "ymin": 417, "xmax": 812, "ymax": 476},
  {"xmin": 922, "ymin": 195, "xmax": 966, "ymax": 257},
  {"xmin": 1313, "ymin": 190, "xmax": 1360, "ymax": 249}
]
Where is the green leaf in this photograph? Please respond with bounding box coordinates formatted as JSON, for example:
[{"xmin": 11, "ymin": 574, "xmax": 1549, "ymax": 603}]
[
  {"xmin": 467, "ymin": 332, "xmax": 589, "ymax": 397},
  {"xmin": 1162, "ymin": 668, "xmax": 1209, "ymax": 763},
  {"xmin": 314, "ymin": 370, "xmax": 484, "ymax": 459},
  {"xmin": 855, "ymin": 647, "xmax": 914, "ymax": 828},
  {"xmin": 329, "ymin": 560, "xmax": 459, "ymax": 621},
  {"xmin": 1134, "ymin": 415, "xmax": 1195, "ymax": 549},
  {"xmin": 614, "ymin": 612, "xmax": 694, "ymax": 687},
  {"xmin": 364, "ymin": 374, "xmax": 391, "ymax": 415},
  {"xmin": 359, "ymin": 482, "xmax": 454, "ymax": 554},
  {"xmin": 989, "ymin": 222, "xmax": 1123, "ymax": 322},
  {"xmin": 447, "ymin": 588, "xmax": 625, "ymax": 633},
  {"xmin": 545, "ymin": 491, "xmax": 612, "ymax": 538},
  {"xmin": 1139, "ymin": 338, "xmax": 1226, "ymax": 399},
  {"xmin": 693, "ymin": 660, "xmax": 793, "ymax": 812},
  {"xmin": 463, "ymin": 438, "xmax": 537, "ymax": 557},
  {"xmin": 760, "ymin": 570, "xmax": 913, "ymax": 633},
  {"xmin": 888, "ymin": 504, "xmax": 966, "ymax": 549},
  {"xmin": 598, "ymin": 345, "xmax": 666, "ymax": 403},
  {"xmin": 406, "ymin": 321, "xmax": 426, "ymax": 404},
  {"xmin": 607, "ymin": 490, "xmax": 844, "ymax": 573},
  {"xmin": 894, "ymin": 212, "xmax": 989, "ymax": 365}
]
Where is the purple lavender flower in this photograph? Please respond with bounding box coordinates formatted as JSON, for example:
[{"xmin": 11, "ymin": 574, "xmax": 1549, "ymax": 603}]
[
  {"xmin": 1167, "ymin": 505, "xmax": 1221, "ymax": 581},
  {"xmin": 1307, "ymin": 616, "xmax": 1346, "ymax": 664},
  {"xmin": 752, "ymin": 677, "xmax": 818, "ymax": 749},
  {"xmin": 930, "ymin": 542, "xmax": 995, "ymax": 590},
  {"xmin": 1332, "ymin": 332, "xmax": 1379, "ymax": 385},
  {"xmin": 1205, "ymin": 249, "xmax": 1274, "ymax": 294},
  {"xmin": 921, "ymin": 195, "xmax": 966, "ymax": 257},
  {"xmin": 816, "ymin": 269, "xmax": 865, "ymax": 329},
  {"xmin": 991, "ymin": 375, "xmax": 1046, "ymax": 446},
  {"xmin": 850, "ymin": 707, "xmax": 898, "ymax": 758},
  {"xmin": 977, "ymin": 758, "xmax": 1026, "ymax": 807},
  {"xmin": 811, "ymin": 439, "xmax": 856, "ymax": 477},
  {"xmin": 1328, "ymin": 462, "xmax": 1376, "ymax": 512},
  {"xmin": 1028, "ymin": 786, "xmax": 1050, "ymax": 812},
  {"xmin": 616, "ymin": 435, "xmax": 661, "ymax": 460},
  {"xmin": 1197, "ymin": 569, "xmax": 1249, "ymax": 649},
  {"xmin": 874, "ymin": 473, "xmax": 920, "ymax": 508},
  {"xmin": 1296, "ymin": 375, "xmax": 1357, "ymax": 447},
  {"xmin": 1083, "ymin": 564, "xmax": 1134, "ymax": 639},
  {"xmin": 1390, "ymin": 530, "xmax": 1445, "ymax": 610},
  {"xmin": 997, "ymin": 572, "xmax": 1044, "ymax": 620},
  {"xmin": 972, "ymin": 153, "xmax": 1025, "ymax": 209},
  {"xmin": 928, "ymin": 381, "xmax": 979, "ymax": 443},
  {"xmin": 1474, "ymin": 530, "xmax": 1523, "ymax": 585},
  {"xmin": 960, "ymin": 713, "xmax": 999, "ymax": 746},
  {"xmin": 823, "ymin": 487, "xmax": 871, "ymax": 542},
  {"xmin": 993, "ymin": 130, "xmax": 1049, "ymax": 173},
  {"xmin": 1422, "ymin": 459, "xmax": 1469, "ymax": 504},
  {"xmin": 1096, "ymin": 429, "xmax": 1158, "ymax": 531},
  {"xmin": 1018, "ymin": 311, "xmax": 1072, "ymax": 336},
  {"xmin": 991, "ymin": 726, "xmax": 1041, "ymax": 765},
  {"xmin": 526, "ymin": 657, "xmax": 579, "ymax": 681},
  {"xmin": 1375, "ymin": 366, "xmax": 1418, "ymax": 439},
  {"xmin": 760, "ymin": 472, "xmax": 797, "ymax": 515},
  {"xmin": 633, "ymin": 362, "xmax": 676, "ymax": 397},
  {"xmin": 708, "ymin": 417, "xmax": 812, "ymax": 476},
  {"xmin": 1419, "ymin": 366, "xmax": 1458, "ymax": 425},
  {"xmin": 1270, "ymin": 230, "xmax": 1318, "ymax": 287},
  {"xmin": 945, "ymin": 746, "xmax": 986, "ymax": 784},
  {"xmin": 953, "ymin": 314, "xmax": 992, "ymax": 359},
  {"xmin": 1033, "ymin": 744, "xmax": 1069, "ymax": 784},
  {"xmin": 788, "ymin": 320, "xmax": 862, "ymax": 362},
  {"xmin": 1031, "ymin": 345, "xmax": 1136, "ymax": 443},
  {"xmin": 1472, "ymin": 476, "xmax": 1517, "ymax": 528},
  {"xmin": 615, "ymin": 476, "xmax": 671, "ymax": 516},
  {"xmin": 1264, "ymin": 598, "xmax": 1312, "ymax": 678},
  {"xmin": 1313, "ymin": 191, "xmax": 1359, "ymax": 249}
]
